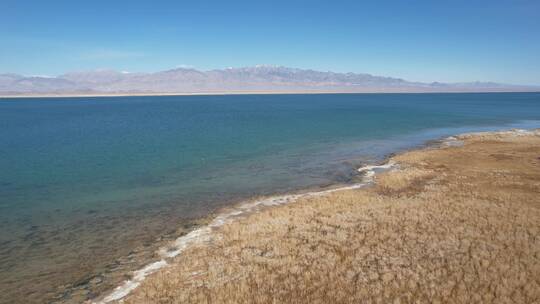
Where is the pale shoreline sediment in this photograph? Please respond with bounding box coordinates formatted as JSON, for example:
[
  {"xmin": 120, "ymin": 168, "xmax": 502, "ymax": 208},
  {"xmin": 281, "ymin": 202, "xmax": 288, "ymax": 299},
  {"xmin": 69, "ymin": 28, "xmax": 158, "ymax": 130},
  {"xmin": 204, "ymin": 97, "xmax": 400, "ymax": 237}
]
[
  {"xmin": 95, "ymin": 128, "xmax": 540, "ymax": 303},
  {"xmin": 2, "ymin": 89, "xmax": 540, "ymax": 99}
]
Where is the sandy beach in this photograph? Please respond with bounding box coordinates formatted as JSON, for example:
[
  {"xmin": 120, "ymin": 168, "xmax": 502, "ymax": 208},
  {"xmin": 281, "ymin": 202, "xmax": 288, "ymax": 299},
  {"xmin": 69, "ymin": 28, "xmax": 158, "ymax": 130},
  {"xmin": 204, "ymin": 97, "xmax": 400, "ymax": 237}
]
[{"xmin": 100, "ymin": 129, "xmax": 540, "ymax": 303}]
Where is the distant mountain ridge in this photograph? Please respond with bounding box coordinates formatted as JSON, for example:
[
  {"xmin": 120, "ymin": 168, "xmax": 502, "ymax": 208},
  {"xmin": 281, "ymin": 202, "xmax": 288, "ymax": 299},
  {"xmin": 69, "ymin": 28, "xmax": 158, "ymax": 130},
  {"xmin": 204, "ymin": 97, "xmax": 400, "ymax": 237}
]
[{"xmin": 0, "ymin": 66, "xmax": 537, "ymax": 95}]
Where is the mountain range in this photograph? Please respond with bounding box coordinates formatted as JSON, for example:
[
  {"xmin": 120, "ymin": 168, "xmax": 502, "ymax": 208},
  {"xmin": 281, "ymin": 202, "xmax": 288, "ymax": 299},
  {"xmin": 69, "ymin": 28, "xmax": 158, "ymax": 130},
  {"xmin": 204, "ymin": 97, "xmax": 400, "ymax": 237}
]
[{"xmin": 1, "ymin": 66, "xmax": 537, "ymax": 96}]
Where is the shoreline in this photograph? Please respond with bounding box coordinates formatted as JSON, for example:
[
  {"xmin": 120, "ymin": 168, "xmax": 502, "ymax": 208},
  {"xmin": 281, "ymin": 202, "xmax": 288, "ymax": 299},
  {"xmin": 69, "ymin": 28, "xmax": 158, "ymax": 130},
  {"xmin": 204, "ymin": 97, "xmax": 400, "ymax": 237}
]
[
  {"xmin": 1, "ymin": 90, "xmax": 540, "ymax": 99},
  {"xmin": 92, "ymin": 127, "xmax": 540, "ymax": 303},
  {"xmin": 94, "ymin": 161, "xmax": 399, "ymax": 303}
]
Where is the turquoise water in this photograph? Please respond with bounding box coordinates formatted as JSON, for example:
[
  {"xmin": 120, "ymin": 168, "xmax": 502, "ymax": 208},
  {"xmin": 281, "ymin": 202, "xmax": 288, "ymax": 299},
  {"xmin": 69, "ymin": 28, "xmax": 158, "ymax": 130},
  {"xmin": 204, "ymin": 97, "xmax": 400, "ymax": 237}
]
[{"xmin": 1, "ymin": 92, "xmax": 540, "ymax": 303}]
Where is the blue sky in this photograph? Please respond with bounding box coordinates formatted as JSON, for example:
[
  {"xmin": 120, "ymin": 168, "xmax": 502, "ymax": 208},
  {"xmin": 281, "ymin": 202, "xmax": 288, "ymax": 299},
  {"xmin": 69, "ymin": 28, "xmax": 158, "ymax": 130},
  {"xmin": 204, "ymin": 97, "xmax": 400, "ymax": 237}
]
[{"xmin": 1, "ymin": 0, "xmax": 539, "ymax": 84}]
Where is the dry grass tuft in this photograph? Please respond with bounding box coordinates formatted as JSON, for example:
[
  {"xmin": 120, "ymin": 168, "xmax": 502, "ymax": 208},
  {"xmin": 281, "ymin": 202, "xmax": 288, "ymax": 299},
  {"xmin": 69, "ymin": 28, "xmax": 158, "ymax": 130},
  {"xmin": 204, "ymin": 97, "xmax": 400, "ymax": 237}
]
[{"xmin": 123, "ymin": 132, "xmax": 540, "ymax": 304}]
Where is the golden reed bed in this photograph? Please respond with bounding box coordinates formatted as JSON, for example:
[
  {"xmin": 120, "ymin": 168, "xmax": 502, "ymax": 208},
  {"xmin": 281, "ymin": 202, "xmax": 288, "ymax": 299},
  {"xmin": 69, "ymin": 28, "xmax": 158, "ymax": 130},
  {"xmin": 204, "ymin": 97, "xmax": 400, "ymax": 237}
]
[{"xmin": 119, "ymin": 130, "xmax": 540, "ymax": 303}]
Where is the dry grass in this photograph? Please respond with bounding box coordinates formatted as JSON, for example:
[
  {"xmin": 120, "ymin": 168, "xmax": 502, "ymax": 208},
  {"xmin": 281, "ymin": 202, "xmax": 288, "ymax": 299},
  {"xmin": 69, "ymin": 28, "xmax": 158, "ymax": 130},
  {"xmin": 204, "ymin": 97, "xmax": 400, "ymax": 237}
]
[{"xmin": 124, "ymin": 132, "xmax": 540, "ymax": 304}]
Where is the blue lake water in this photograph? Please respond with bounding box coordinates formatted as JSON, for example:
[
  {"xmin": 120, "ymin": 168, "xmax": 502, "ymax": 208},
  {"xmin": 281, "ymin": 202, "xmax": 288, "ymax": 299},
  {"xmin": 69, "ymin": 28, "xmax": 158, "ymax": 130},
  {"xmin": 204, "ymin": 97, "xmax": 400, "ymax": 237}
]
[{"xmin": 1, "ymin": 92, "xmax": 540, "ymax": 303}]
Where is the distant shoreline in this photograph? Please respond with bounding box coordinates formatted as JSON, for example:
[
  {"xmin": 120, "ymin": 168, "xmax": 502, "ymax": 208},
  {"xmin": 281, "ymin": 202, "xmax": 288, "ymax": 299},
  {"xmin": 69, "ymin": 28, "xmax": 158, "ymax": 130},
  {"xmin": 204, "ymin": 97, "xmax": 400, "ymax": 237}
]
[
  {"xmin": 1, "ymin": 89, "xmax": 539, "ymax": 99},
  {"xmin": 3, "ymin": 66, "xmax": 539, "ymax": 99}
]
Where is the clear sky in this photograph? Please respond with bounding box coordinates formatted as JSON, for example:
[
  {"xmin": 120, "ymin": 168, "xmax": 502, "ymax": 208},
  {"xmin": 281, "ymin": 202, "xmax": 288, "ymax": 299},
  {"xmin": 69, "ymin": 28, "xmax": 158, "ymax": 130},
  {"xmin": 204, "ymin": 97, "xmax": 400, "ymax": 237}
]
[{"xmin": 1, "ymin": 0, "xmax": 539, "ymax": 84}]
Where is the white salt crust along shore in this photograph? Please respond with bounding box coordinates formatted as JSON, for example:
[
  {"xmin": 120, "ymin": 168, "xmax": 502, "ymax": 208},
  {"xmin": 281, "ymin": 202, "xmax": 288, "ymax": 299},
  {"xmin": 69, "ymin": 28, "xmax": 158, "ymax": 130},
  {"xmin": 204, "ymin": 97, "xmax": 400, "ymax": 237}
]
[
  {"xmin": 439, "ymin": 128, "xmax": 540, "ymax": 148},
  {"xmin": 94, "ymin": 161, "xmax": 397, "ymax": 303},
  {"xmin": 95, "ymin": 128, "xmax": 540, "ymax": 303},
  {"xmin": 454, "ymin": 128, "xmax": 540, "ymax": 139}
]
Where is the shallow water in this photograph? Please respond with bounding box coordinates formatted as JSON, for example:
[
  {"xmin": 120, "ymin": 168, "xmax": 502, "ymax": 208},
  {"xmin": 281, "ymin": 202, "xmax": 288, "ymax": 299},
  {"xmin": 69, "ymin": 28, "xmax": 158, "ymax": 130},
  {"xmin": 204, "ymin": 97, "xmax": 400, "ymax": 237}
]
[{"xmin": 1, "ymin": 93, "xmax": 540, "ymax": 303}]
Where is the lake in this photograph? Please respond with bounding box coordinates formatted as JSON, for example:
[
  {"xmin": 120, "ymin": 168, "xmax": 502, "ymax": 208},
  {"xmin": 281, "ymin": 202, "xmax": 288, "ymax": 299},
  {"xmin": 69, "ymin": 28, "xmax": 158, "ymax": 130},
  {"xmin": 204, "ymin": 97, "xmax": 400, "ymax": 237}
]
[{"xmin": 1, "ymin": 92, "xmax": 539, "ymax": 303}]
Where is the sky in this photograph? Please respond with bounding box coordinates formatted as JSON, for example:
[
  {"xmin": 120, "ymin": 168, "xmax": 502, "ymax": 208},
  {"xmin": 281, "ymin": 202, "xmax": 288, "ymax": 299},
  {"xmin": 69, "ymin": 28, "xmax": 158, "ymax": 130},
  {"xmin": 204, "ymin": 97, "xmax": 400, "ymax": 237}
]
[{"xmin": 1, "ymin": 0, "xmax": 539, "ymax": 85}]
